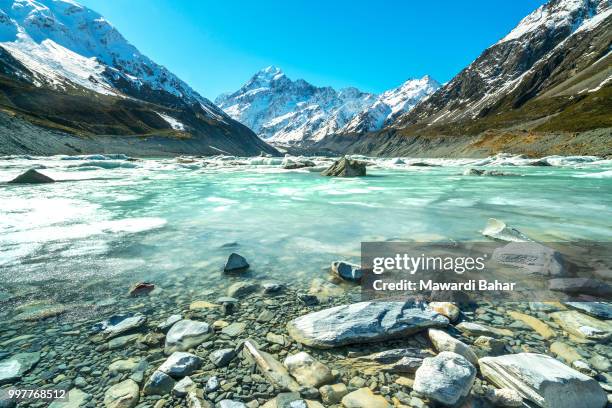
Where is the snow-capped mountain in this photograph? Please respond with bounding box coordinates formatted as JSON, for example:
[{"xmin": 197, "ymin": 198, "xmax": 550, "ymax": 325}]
[
  {"xmin": 0, "ymin": 0, "xmax": 276, "ymax": 156},
  {"xmin": 343, "ymin": 75, "xmax": 440, "ymax": 133},
  {"xmin": 215, "ymin": 66, "xmax": 438, "ymax": 144},
  {"xmin": 395, "ymin": 0, "xmax": 611, "ymax": 128}
]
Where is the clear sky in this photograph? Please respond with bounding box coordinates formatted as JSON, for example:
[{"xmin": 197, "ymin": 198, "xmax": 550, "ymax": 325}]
[{"xmin": 78, "ymin": 0, "xmax": 545, "ymax": 100}]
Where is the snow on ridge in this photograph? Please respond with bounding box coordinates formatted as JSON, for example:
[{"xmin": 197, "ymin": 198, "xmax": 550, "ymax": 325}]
[
  {"xmin": 216, "ymin": 69, "xmax": 439, "ymax": 143},
  {"xmin": 157, "ymin": 112, "xmax": 186, "ymax": 131},
  {"xmin": 0, "ymin": 0, "xmax": 225, "ymax": 119},
  {"xmin": 498, "ymin": 0, "xmax": 608, "ymax": 44}
]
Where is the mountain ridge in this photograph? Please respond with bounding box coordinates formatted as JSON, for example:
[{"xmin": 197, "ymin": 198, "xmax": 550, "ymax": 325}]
[
  {"xmin": 0, "ymin": 0, "xmax": 277, "ymax": 156},
  {"xmin": 313, "ymin": 0, "xmax": 611, "ymax": 157},
  {"xmin": 215, "ymin": 66, "xmax": 439, "ymax": 145}
]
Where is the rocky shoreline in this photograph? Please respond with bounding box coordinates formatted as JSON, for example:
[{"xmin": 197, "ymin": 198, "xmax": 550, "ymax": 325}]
[{"xmin": 0, "ymin": 255, "xmax": 611, "ymax": 408}]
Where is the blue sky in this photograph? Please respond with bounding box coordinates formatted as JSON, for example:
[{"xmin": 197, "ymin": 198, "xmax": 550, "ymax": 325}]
[{"xmin": 79, "ymin": 0, "xmax": 545, "ymax": 99}]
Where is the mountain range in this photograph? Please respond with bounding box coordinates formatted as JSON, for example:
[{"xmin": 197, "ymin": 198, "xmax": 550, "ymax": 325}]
[
  {"xmin": 0, "ymin": 0, "xmax": 276, "ymax": 156},
  {"xmin": 215, "ymin": 67, "xmax": 439, "ymax": 146},
  {"xmin": 0, "ymin": 0, "xmax": 610, "ymax": 157},
  {"xmin": 315, "ymin": 0, "xmax": 611, "ymax": 157}
]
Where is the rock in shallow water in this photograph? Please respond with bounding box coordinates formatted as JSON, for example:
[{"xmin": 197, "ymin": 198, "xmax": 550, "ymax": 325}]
[
  {"xmin": 319, "ymin": 383, "xmax": 348, "ymax": 405},
  {"xmin": 286, "ymin": 301, "xmax": 448, "ymax": 348},
  {"xmin": 550, "ymin": 310, "xmax": 612, "ymax": 342},
  {"xmin": 91, "ymin": 313, "xmax": 146, "ymax": 340},
  {"xmin": 330, "ymin": 261, "xmax": 363, "ymax": 282},
  {"xmin": 341, "ymin": 387, "xmax": 390, "ymax": 408},
  {"xmin": 165, "ymin": 319, "xmax": 212, "ymax": 354},
  {"xmin": 413, "ymin": 351, "xmax": 476, "ymax": 406},
  {"xmin": 104, "ymin": 379, "xmax": 140, "ymax": 408},
  {"xmin": 9, "ymin": 169, "xmax": 54, "ymax": 184},
  {"xmin": 321, "ymin": 157, "xmax": 366, "ymax": 177},
  {"xmin": 428, "ymin": 329, "xmax": 478, "ymax": 366},
  {"xmin": 563, "ymin": 301, "xmax": 612, "ymax": 319},
  {"xmin": 283, "ymin": 352, "xmax": 334, "ymax": 388},
  {"xmin": 479, "ymin": 353, "xmax": 607, "ymax": 408},
  {"xmin": 143, "ymin": 370, "xmax": 175, "ymax": 396},
  {"xmin": 243, "ymin": 340, "xmax": 300, "ymax": 392},
  {"xmin": 159, "ymin": 352, "xmax": 203, "ymax": 377},
  {"xmin": 209, "ymin": 348, "xmax": 236, "ymax": 367},
  {"xmin": 224, "ymin": 253, "xmax": 249, "ymax": 273},
  {"xmin": 482, "ymin": 218, "xmax": 531, "ymax": 242},
  {"xmin": 0, "ymin": 352, "xmax": 40, "ymax": 385}
]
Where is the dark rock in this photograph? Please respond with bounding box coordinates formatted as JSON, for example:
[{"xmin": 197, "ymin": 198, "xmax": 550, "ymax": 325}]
[
  {"xmin": 297, "ymin": 293, "xmax": 319, "ymax": 306},
  {"xmin": 143, "ymin": 370, "xmax": 176, "ymax": 395},
  {"xmin": 9, "ymin": 169, "xmax": 54, "ymax": 184},
  {"xmin": 321, "ymin": 157, "xmax": 366, "ymax": 177},
  {"xmin": 128, "ymin": 282, "xmax": 155, "ymax": 297},
  {"xmin": 209, "ymin": 348, "xmax": 236, "ymax": 367},
  {"xmin": 224, "ymin": 253, "xmax": 249, "ymax": 273},
  {"xmin": 331, "ymin": 261, "xmax": 364, "ymax": 282}
]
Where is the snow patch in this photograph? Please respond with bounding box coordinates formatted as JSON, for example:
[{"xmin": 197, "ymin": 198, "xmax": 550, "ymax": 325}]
[{"xmin": 156, "ymin": 112, "xmax": 186, "ymax": 131}]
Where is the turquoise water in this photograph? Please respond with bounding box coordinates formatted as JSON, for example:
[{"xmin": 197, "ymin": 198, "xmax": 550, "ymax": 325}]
[{"xmin": 1, "ymin": 154, "xmax": 611, "ymax": 308}]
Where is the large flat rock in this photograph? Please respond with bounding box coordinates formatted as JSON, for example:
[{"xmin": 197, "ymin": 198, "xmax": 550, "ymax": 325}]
[
  {"xmin": 479, "ymin": 353, "xmax": 606, "ymax": 408},
  {"xmin": 286, "ymin": 301, "xmax": 448, "ymax": 348},
  {"xmin": 550, "ymin": 310, "xmax": 612, "ymax": 342}
]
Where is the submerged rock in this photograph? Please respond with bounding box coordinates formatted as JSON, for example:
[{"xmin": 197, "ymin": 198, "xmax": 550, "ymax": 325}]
[
  {"xmin": 413, "ymin": 351, "xmax": 476, "ymax": 406},
  {"xmin": 428, "ymin": 302, "xmax": 460, "ymax": 322},
  {"xmin": 172, "ymin": 376, "xmax": 195, "ymax": 397},
  {"xmin": 283, "ymin": 352, "xmax": 333, "ymax": 388},
  {"xmin": 158, "ymin": 314, "xmax": 183, "ymax": 332},
  {"xmin": 224, "ymin": 253, "xmax": 250, "ymax": 273},
  {"xmin": 243, "ymin": 340, "xmax": 300, "ymax": 392},
  {"xmin": 321, "ymin": 157, "xmax": 366, "ymax": 177},
  {"xmin": 492, "ymin": 242, "xmax": 567, "ymax": 276},
  {"xmin": 319, "ymin": 383, "xmax": 348, "ymax": 405},
  {"xmin": 479, "ymin": 353, "xmax": 607, "ymax": 408},
  {"xmin": 563, "ymin": 301, "xmax": 612, "ymax": 319},
  {"xmin": 91, "ymin": 313, "xmax": 146, "ymax": 340},
  {"xmin": 341, "ymin": 348, "xmax": 432, "ymax": 374},
  {"xmin": 485, "ymin": 388, "xmax": 523, "ymax": 407},
  {"xmin": 341, "ymin": 387, "xmax": 390, "ymax": 408},
  {"xmin": 463, "ymin": 168, "xmax": 517, "ymax": 176},
  {"xmin": 549, "ymin": 278, "xmax": 612, "ymax": 297},
  {"xmin": 330, "ymin": 261, "xmax": 364, "ymax": 282},
  {"xmin": 143, "ymin": 370, "xmax": 175, "ymax": 396},
  {"xmin": 227, "ymin": 282, "xmax": 260, "ymax": 298},
  {"xmin": 128, "ymin": 282, "xmax": 155, "ymax": 297},
  {"xmin": 456, "ymin": 322, "xmax": 512, "ymax": 338},
  {"xmin": 507, "ymin": 311, "xmax": 555, "ymax": 339},
  {"xmin": 9, "ymin": 169, "xmax": 54, "ymax": 184},
  {"xmin": 0, "ymin": 352, "xmax": 40, "ymax": 385},
  {"xmin": 550, "ymin": 310, "xmax": 612, "ymax": 342},
  {"xmin": 428, "ymin": 329, "xmax": 478, "ymax": 366},
  {"xmin": 209, "ymin": 348, "xmax": 236, "ymax": 367},
  {"xmin": 158, "ymin": 352, "xmax": 203, "ymax": 377},
  {"xmin": 482, "ymin": 218, "xmax": 531, "ymax": 242},
  {"xmin": 165, "ymin": 320, "xmax": 212, "ymax": 354},
  {"xmin": 286, "ymin": 301, "xmax": 448, "ymax": 348},
  {"xmin": 104, "ymin": 379, "xmax": 140, "ymax": 408}
]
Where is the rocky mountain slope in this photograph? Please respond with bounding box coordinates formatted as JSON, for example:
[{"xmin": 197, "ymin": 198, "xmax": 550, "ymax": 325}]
[
  {"xmin": 315, "ymin": 0, "xmax": 611, "ymax": 157},
  {"xmin": 215, "ymin": 66, "xmax": 438, "ymax": 145},
  {"xmin": 0, "ymin": 0, "xmax": 276, "ymax": 156}
]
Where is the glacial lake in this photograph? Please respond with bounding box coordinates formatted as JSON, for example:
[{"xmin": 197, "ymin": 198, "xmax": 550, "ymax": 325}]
[{"xmin": 1, "ymin": 153, "xmax": 611, "ymax": 318}]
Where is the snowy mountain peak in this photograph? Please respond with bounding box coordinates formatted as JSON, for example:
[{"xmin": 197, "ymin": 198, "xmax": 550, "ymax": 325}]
[
  {"xmin": 498, "ymin": 0, "xmax": 606, "ymax": 44},
  {"xmin": 216, "ymin": 68, "xmax": 439, "ymax": 144},
  {"xmin": 0, "ymin": 0, "xmax": 226, "ymax": 119}
]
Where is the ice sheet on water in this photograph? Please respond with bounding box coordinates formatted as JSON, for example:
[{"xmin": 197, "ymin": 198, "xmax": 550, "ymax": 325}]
[
  {"xmin": 60, "ymin": 154, "xmax": 130, "ymax": 160},
  {"xmin": 67, "ymin": 160, "xmax": 138, "ymax": 169}
]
